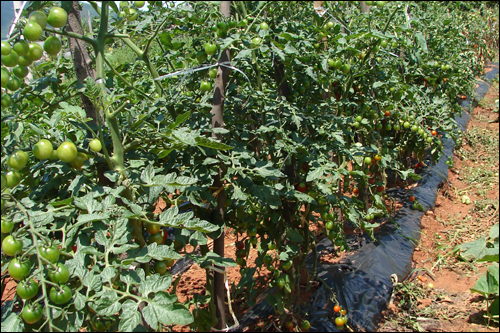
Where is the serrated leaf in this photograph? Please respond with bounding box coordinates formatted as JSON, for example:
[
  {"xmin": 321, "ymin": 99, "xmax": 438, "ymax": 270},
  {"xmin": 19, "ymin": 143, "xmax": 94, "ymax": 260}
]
[
  {"xmin": 284, "ymin": 43, "xmax": 299, "ymax": 55},
  {"xmin": 139, "ymin": 274, "xmax": 173, "ymax": 297},
  {"xmin": 286, "ymin": 228, "xmax": 303, "ymax": 243},
  {"xmin": 95, "ymin": 290, "xmax": 121, "ymax": 316},
  {"xmin": 195, "ymin": 137, "xmax": 234, "ymax": 150},
  {"xmin": 234, "ymin": 49, "xmax": 253, "ymax": 60},
  {"xmin": 119, "ymin": 300, "xmax": 141, "ymax": 332}
]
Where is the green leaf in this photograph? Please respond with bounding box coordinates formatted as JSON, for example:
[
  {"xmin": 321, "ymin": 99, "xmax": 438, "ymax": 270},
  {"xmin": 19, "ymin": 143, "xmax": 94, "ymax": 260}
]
[
  {"xmin": 470, "ymin": 264, "xmax": 499, "ymax": 297},
  {"xmin": 284, "ymin": 43, "xmax": 299, "ymax": 55},
  {"xmin": 415, "ymin": 31, "xmax": 428, "ymax": 53},
  {"xmin": 119, "ymin": 300, "xmax": 142, "ymax": 332},
  {"xmin": 139, "ymin": 274, "xmax": 174, "ymax": 297},
  {"xmin": 189, "ymin": 252, "xmax": 237, "ymax": 268},
  {"xmin": 286, "ymin": 228, "xmax": 304, "ymax": 243},
  {"xmin": 169, "ymin": 111, "xmax": 191, "ymax": 129},
  {"xmin": 143, "ymin": 297, "xmax": 192, "ymax": 329},
  {"xmin": 195, "ymin": 137, "xmax": 234, "ymax": 150},
  {"xmin": 234, "ymin": 49, "xmax": 253, "ymax": 60},
  {"xmin": 95, "ymin": 290, "xmax": 121, "ymax": 317},
  {"xmin": 250, "ymin": 185, "xmax": 281, "ymax": 209},
  {"xmin": 457, "ymin": 237, "xmax": 488, "ymax": 262}
]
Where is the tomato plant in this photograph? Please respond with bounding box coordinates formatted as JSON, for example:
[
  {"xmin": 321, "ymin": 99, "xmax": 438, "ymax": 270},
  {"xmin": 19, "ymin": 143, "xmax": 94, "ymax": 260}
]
[{"xmin": 0, "ymin": 1, "xmax": 495, "ymax": 331}]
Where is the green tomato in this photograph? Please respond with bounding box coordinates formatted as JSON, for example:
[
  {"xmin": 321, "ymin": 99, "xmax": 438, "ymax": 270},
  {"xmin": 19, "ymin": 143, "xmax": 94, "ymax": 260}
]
[
  {"xmin": 21, "ymin": 302, "xmax": 43, "ymax": 324},
  {"xmin": 29, "ymin": 11, "xmax": 48, "ymax": 30},
  {"xmin": 2, "ymin": 50, "xmax": 19, "ymax": 67},
  {"xmin": 260, "ymin": 22, "xmax": 269, "ymax": 30},
  {"xmin": 17, "ymin": 279, "xmax": 39, "ymax": 300},
  {"xmin": 7, "ymin": 76, "xmax": 21, "ymax": 91},
  {"xmin": 154, "ymin": 260, "xmax": 168, "ymax": 274},
  {"xmin": 204, "ymin": 43, "xmax": 217, "ymax": 56},
  {"xmin": 340, "ymin": 64, "xmax": 350, "ymax": 74},
  {"xmin": 281, "ymin": 261, "xmax": 292, "ymax": 270},
  {"xmin": 148, "ymin": 232, "xmax": 164, "ymax": 245},
  {"xmin": 89, "ymin": 138, "xmax": 102, "ymax": 152},
  {"xmin": 48, "ymin": 263, "xmax": 70, "ymax": 284},
  {"xmin": 7, "ymin": 150, "xmax": 29, "ymax": 170},
  {"xmin": 134, "ymin": 1, "xmax": 146, "ymax": 8},
  {"xmin": 1, "ymin": 67, "xmax": 10, "ymax": 87},
  {"xmin": 276, "ymin": 277, "xmax": 285, "ymax": 289},
  {"xmin": 90, "ymin": 315, "xmax": 113, "ymax": 331},
  {"xmin": 23, "ymin": 22, "xmax": 43, "ymax": 42},
  {"xmin": 70, "ymin": 152, "xmax": 88, "ymax": 170},
  {"xmin": 2, "ymin": 235, "xmax": 23, "ymax": 256},
  {"xmin": 8, "ymin": 258, "xmax": 30, "ymax": 280},
  {"xmin": 145, "ymin": 221, "xmax": 161, "ymax": 234},
  {"xmin": 5, "ymin": 170, "xmax": 22, "ymax": 188},
  {"xmin": 12, "ymin": 65, "xmax": 29, "ymax": 78},
  {"xmin": 43, "ymin": 36, "xmax": 62, "ymax": 56},
  {"xmin": 39, "ymin": 244, "xmax": 60, "ymax": 263},
  {"xmin": 1, "ymin": 94, "xmax": 12, "ymax": 107},
  {"xmin": 128, "ymin": 8, "xmax": 138, "ymax": 21},
  {"xmin": 1, "ymin": 174, "xmax": 6, "ymax": 190},
  {"xmin": 364, "ymin": 156, "xmax": 372, "ymax": 165},
  {"xmin": 47, "ymin": 7, "xmax": 68, "ymax": 28},
  {"xmin": 247, "ymin": 226, "xmax": 258, "ymax": 237},
  {"xmin": 195, "ymin": 50, "xmax": 207, "ymax": 64},
  {"xmin": 49, "ymin": 149, "xmax": 58, "ymax": 160},
  {"xmin": 33, "ymin": 139, "xmax": 54, "ymax": 160},
  {"xmin": 1, "ymin": 219, "xmax": 14, "ymax": 233},
  {"xmin": 17, "ymin": 55, "xmax": 32, "ymax": 67},
  {"xmin": 377, "ymin": 1, "xmax": 386, "ymax": 8},
  {"xmin": 27, "ymin": 42, "xmax": 43, "ymax": 61},
  {"xmin": 13, "ymin": 40, "xmax": 29, "ymax": 56},
  {"xmin": 251, "ymin": 37, "xmax": 262, "ymax": 47},
  {"xmin": 1, "ymin": 41, "xmax": 11, "ymax": 55},
  {"xmin": 325, "ymin": 221, "xmax": 334, "ymax": 230},
  {"xmin": 49, "ymin": 285, "xmax": 72, "ymax": 305},
  {"xmin": 164, "ymin": 258, "xmax": 175, "ymax": 267},
  {"xmin": 57, "ymin": 141, "xmax": 78, "ymax": 163},
  {"xmin": 200, "ymin": 81, "xmax": 212, "ymax": 92},
  {"xmin": 209, "ymin": 67, "xmax": 217, "ymax": 79}
]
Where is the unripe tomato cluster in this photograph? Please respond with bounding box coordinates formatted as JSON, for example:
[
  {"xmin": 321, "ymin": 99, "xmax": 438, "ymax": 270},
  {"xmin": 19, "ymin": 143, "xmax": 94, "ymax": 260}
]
[{"xmin": 2, "ymin": 7, "xmax": 68, "ymax": 103}]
